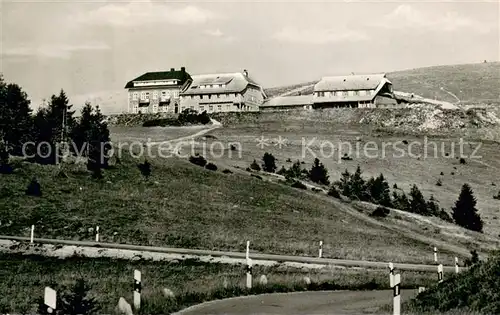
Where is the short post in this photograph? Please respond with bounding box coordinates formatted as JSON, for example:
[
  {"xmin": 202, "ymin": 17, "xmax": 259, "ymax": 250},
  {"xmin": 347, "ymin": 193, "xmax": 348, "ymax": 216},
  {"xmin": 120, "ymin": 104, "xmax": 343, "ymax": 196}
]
[
  {"xmin": 434, "ymin": 247, "xmax": 438, "ymax": 263},
  {"xmin": 455, "ymin": 257, "xmax": 459, "ymax": 274},
  {"xmin": 418, "ymin": 287, "xmax": 426, "ymax": 293},
  {"xmin": 246, "ymin": 258, "xmax": 253, "ymax": 289},
  {"xmin": 30, "ymin": 225, "xmax": 34, "ymax": 244},
  {"xmin": 95, "ymin": 226, "xmax": 99, "ymax": 242},
  {"xmin": 438, "ymin": 264, "xmax": 443, "ymax": 283},
  {"xmin": 388, "ymin": 262, "xmax": 395, "ymax": 287},
  {"xmin": 318, "ymin": 241, "xmax": 323, "ymax": 258},
  {"xmin": 44, "ymin": 287, "xmax": 57, "ymax": 314},
  {"xmin": 246, "ymin": 241, "xmax": 250, "ymax": 261},
  {"xmin": 133, "ymin": 270, "xmax": 141, "ymax": 310},
  {"xmin": 393, "ymin": 274, "xmax": 401, "ymax": 315}
]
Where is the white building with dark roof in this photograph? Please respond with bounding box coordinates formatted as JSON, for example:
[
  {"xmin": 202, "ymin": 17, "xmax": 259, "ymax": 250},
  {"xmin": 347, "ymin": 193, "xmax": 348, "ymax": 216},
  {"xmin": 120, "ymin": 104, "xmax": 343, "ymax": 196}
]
[
  {"xmin": 260, "ymin": 95, "xmax": 313, "ymax": 111},
  {"xmin": 179, "ymin": 70, "xmax": 266, "ymax": 113},
  {"xmin": 313, "ymin": 73, "xmax": 397, "ymax": 108}
]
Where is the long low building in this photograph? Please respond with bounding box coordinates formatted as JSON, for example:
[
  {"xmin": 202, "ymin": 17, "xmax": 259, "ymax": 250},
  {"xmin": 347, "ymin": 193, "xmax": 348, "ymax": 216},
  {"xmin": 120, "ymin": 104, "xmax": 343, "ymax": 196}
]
[
  {"xmin": 179, "ymin": 70, "xmax": 266, "ymax": 113},
  {"xmin": 260, "ymin": 95, "xmax": 313, "ymax": 111},
  {"xmin": 312, "ymin": 73, "xmax": 398, "ymax": 108}
]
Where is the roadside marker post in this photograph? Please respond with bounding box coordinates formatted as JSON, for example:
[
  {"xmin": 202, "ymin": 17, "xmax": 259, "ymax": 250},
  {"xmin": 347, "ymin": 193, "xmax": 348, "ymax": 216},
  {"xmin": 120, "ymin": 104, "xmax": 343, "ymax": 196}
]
[
  {"xmin": 246, "ymin": 258, "xmax": 253, "ymax": 289},
  {"xmin": 95, "ymin": 226, "xmax": 99, "ymax": 242},
  {"xmin": 438, "ymin": 264, "xmax": 444, "ymax": 283},
  {"xmin": 388, "ymin": 262, "xmax": 395, "ymax": 287},
  {"xmin": 418, "ymin": 287, "xmax": 426, "ymax": 293},
  {"xmin": 318, "ymin": 241, "xmax": 323, "ymax": 258},
  {"xmin": 44, "ymin": 287, "xmax": 57, "ymax": 314},
  {"xmin": 393, "ymin": 274, "xmax": 401, "ymax": 315},
  {"xmin": 434, "ymin": 247, "xmax": 438, "ymax": 263},
  {"xmin": 30, "ymin": 225, "xmax": 35, "ymax": 244},
  {"xmin": 246, "ymin": 241, "xmax": 250, "ymax": 261},
  {"xmin": 455, "ymin": 257, "xmax": 459, "ymax": 274},
  {"xmin": 133, "ymin": 270, "xmax": 141, "ymax": 310}
]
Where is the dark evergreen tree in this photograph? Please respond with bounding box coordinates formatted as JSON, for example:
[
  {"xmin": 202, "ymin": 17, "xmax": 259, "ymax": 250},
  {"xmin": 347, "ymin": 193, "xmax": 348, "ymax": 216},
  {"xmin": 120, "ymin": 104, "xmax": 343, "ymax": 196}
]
[
  {"xmin": 426, "ymin": 195, "xmax": 440, "ymax": 216},
  {"xmin": 393, "ymin": 190, "xmax": 410, "ymax": 212},
  {"xmin": 328, "ymin": 185, "xmax": 341, "ymax": 199},
  {"xmin": 0, "ymin": 78, "xmax": 33, "ymax": 156},
  {"xmin": 262, "ymin": 152, "xmax": 277, "ymax": 173},
  {"xmin": 349, "ymin": 166, "xmax": 366, "ymax": 200},
  {"xmin": 409, "ymin": 184, "xmax": 429, "ymax": 215},
  {"xmin": 26, "ymin": 178, "xmax": 42, "ymax": 196},
  {"xmin": 276, "ymin": 166, "xmax": 287, "ymax": 175},
  {"xmin": 337, "ymin": 169, "xmax": 352, "ymax": 197},
  {"xmin": 138, "ymin": 160, "xmax": 152, "ymax": 179},
  {"xmin": 452, "ymin": 184, "xmax": 483, "ymax": 232},
  {"xmin": 0, "ymin": 140, "xmax": 12, "ymax": 174},
  {"xmin": 308, "ymin": 158, "xmax": 330, "ymax": 185},
  {"xmin": 285, "ymin": 161, "xmax": 305, "ymax": 180}
]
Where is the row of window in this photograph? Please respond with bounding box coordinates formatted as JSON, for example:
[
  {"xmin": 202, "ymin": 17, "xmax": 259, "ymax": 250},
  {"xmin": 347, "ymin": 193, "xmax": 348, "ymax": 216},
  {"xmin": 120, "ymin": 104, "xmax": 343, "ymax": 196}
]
[
  {"xmin": 199, "ymin": 84, "xmax": 227, "ymax": 89},
  {"xmin": 132, "ymin": 90, "xmax": 179, "ymax": 101},
  {"xmin": 315, "ymin": 90, "xmax": 375, "ymax": 97},
  {"xmin": 132, "ymin": 104, "xmax": 235, "ymax": 114},
  {"xmin": 184, "ymin": 93, "xmax": 240, "ymax": 100}
]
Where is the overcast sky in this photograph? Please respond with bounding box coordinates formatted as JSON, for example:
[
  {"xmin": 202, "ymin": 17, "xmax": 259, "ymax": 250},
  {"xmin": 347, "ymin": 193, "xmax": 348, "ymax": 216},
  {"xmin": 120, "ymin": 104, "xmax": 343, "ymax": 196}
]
[{"xmin": 1, "ymin": 0, "xmax": 498, "ymax": 113}]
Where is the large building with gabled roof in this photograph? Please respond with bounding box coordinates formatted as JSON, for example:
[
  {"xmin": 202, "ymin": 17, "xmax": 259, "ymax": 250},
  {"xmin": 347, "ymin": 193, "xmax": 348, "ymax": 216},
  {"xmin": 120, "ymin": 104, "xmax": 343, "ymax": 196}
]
[
  {"xmin": 125, "ymin": 67, "xmax": 191, "ymax": 114},
  {"xmin": 179, "ymin": 70, "xmax": 266, "ymax": 113},
  {"xmin": 312, "ymin": 73, "xmax": 397, "ymax": 108}
]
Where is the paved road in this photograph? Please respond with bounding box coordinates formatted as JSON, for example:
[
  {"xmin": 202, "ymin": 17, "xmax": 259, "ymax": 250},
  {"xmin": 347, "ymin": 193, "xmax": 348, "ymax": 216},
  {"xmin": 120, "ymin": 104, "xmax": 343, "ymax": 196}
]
[{"xmin": 174, "ymin": 290, "xmax": 418, "ymax": 315}]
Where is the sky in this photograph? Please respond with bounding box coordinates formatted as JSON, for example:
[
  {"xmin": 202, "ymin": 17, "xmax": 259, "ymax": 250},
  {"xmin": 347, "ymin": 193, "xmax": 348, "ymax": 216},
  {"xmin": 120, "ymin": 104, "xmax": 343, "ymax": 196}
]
[{"xmin": 1, "ymin": 0, "xmax": 499, "ymax": 114}]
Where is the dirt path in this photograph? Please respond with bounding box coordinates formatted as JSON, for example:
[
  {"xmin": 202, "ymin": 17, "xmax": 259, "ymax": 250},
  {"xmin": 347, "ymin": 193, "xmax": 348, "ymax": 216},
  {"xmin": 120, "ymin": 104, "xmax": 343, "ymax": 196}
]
[{"xmin": 173, "ymin": 290, "xmax": 417, "ymax": 315}]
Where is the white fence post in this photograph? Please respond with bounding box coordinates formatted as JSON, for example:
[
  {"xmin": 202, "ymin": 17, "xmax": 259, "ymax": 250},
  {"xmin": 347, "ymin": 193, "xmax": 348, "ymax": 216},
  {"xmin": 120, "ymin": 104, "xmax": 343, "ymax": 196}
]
[
  {"xmin": 388, "ymin": 262, "xmax": 395, "ymax": 287},
  {"xmin": 438, "ymin": 264, "xmax": 443, "ymax": 283},
  {"xmin": 246, "ymin": 241, "xmax": 250, "ymax": 261},
  {"xmin": 246, "ymin": 258, "xmax": 253, "ymax": 289},
  {"xmin": 455, "ymin": 257, "xmax": 459, "ymax": 274},
  {"xmin": 434, "ymin": 247, "xmax": 438, "ymax": 263},
  {"xmin": 95, "ymin": 226, "xmax": 99, "ymax": 242},
  {"xmin": 30, "ymin": 225, "xmax": 34, "ymax": 244},
  {"xmin": 133, "ymin": 270, "xmax": 141, "ymax": 310},
  {"xmin": 44, "ymin": 287, "xmax": 57, "ymax": 314},
  {"xmin": 318, "ymin": 241, "xmax": 323, "ymax": 258},
  {"xmin": 393, "ymin": 274, "xmax": 401, "ymax": 315}
]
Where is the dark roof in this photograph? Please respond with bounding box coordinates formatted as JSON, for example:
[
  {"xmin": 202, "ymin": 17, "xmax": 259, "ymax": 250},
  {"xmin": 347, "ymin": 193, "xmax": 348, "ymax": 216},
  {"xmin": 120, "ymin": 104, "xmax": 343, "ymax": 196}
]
[{"xmin": 125, "ymin": 69, "xmax": 191, "ymax": 88}]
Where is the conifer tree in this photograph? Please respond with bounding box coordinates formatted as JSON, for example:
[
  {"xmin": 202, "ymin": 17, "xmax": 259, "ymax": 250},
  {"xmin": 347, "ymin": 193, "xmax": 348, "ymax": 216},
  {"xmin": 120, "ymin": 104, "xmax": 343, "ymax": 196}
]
[
  {"xmin": 309, "ymin": 158, "xmax": 330, "ymax": 185},
  {"xmin": 409, "ymin": 184, "xmax": 429, "ymax": 215},
  {"xmin": 261, "ymin": 152, "xmax": 277, "ymax": 173},
  {"xmin": 452, "ymin": 184, "xmax": 483, "ymax": 232}
]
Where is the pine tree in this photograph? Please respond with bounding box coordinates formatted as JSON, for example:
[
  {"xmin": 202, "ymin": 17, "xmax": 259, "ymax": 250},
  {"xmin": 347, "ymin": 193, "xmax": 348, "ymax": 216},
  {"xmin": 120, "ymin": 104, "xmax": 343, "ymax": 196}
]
[
  {"xmin": 308, "ymin": 158, "xmax": 330, "ymax": 185},
  {"xmin": 337, "ymin": 169, "xmax": 352, "ymax": 197},
  {"xmin": 0, "ymin": 140, "xmax": 12, "ymax": 174},
  {"xmin": 0, "ymin": 77, "xmax": 33, "ymax": 156},
  {"xmin": 261, "ymin": 152, "xmax": 277, "ymax": 173},
  {"xmin": 250, "ymin": 159, "xmax": 261, "ymax": 171},
  {"xmin": 393, "ymin": 191, "xmax": 410, "ymax": 212},
  {"xmin": 426, "ymin": 195, "xmax": 440, "ymax": 216},
  {"xmin": 409, "ymin": 184, "xmax": 429, "ymax": 215},
  {"xmin": 328, "ymin": 185, "xmax": 341, "ymax": 199},
  {"xmin": 452, "ymin": 184, "xmax": 483, "ymax": 232},
  {"xmin": 350, "ymin": 166, "xmax": 366, "ymax": 200},
  {"xmin": 285, "ymin": 161, "xmax": 305, "ymax": 180}
]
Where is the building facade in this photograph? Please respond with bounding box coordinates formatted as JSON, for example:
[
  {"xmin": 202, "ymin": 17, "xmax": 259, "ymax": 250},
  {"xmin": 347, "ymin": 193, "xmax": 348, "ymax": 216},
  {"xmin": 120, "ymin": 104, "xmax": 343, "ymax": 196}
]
[
  {"xmin": 260, "ymin": 95, "xmax": 313, "ymax": 111},
  {"xmin": 125, "ymin": 67, "xmax": 192, "ymax": 114},
  {"xmin": 312, "ymin": 74, "xmax": 397, "ymax": 108},
  {"xmin": 179, "ymin": 70, "xmax": 266, "ymax": 113}
]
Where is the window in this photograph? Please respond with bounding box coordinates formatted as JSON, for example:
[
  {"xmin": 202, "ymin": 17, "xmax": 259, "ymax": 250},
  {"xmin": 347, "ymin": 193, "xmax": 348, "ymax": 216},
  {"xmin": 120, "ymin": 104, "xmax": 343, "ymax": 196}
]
[
  {"xmin": 209, "ymin": 105, "xmax": 214, "ymax": 112},
  {"xmin": 153, "ymin": 91, "xmax": 158, "ymax": 100},
  {"xmin": 208, "ymin": 94, "xmax": 212, "ymax": 99},
  {"xmin": 132, "ymin": 92, "xmax": 138, "ymax": 100},
  {"xmin": 173, "ymin": 91, "xmax": 179, "ymax": 98},
  {"xmin": 226, "ymin": 104, "xmax": 231, "ymax": 110},
  {"xmin": 222, "ymin": 84, "xmax": 226, "ymax": 88},
  {"xmin": 200, "ymin": 95, "xmax": 204, "ymax": 100},
  {"xmin": 145, "ymin": 92, "xmax": 150, "ymax": 99},
  {"xmin": 140, "ymin": 92, "xmax": 146, "ymax": 100},
  {"xmin": 200, "ymin": 105, "xmax": 205, "ymax": 111},
  {"xmin": 354, "ymin": 90, "xmax": 359, "ymax": 96},
  {"xmin": 152, "ymin": 105, "xmax": 158, "ymax": 113},
  {"xmin": 217, "ymin": 105, "xmax": 222, "ymax": 111}
]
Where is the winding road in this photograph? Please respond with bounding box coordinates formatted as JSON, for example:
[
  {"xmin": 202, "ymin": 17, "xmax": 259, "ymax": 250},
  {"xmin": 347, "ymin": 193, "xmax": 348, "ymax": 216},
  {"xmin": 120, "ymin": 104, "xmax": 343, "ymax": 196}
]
[{"xmin": 173, "ymin": 290, "xmax": 418, "ymax": 315}]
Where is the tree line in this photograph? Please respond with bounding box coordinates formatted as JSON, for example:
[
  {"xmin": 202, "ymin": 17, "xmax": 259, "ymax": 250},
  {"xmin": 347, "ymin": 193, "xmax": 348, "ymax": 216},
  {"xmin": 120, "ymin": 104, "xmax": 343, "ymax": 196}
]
[
  {"xmin": 252, "ymin": 152, "xmax": 484, "ymax": 233},
  {"xmin": 0, "ymin": 75, "xmax": 111, "ymax": 174}
]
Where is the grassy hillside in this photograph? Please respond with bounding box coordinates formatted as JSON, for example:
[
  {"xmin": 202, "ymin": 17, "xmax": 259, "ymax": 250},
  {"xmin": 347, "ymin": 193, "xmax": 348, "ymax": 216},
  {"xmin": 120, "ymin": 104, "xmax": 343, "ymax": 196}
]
[
  {"xmin": 405, "ymin": 252, "xmax": 500, "ymax": 314},
  {"xmin": 0, "ymin": 148, "xmax": 474, "ymax": 264},
  {"xmin": 264, "ymin": 62, "xmax": 500, "ymax": 104}
]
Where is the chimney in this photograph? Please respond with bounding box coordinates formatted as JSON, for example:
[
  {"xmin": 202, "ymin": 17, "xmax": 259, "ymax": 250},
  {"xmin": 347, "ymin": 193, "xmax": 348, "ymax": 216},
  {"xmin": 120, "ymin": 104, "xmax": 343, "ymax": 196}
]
[
  {"xmin": 170, "ymin": 68, "xmax": 175, "ymax": 72},
  {"xmin": 181, "ymin": 67, "xmax": 186, "ymax": 72},
  {"xmin": 243, "ymin": 69, "xmax": 248, "ymax": 77}
]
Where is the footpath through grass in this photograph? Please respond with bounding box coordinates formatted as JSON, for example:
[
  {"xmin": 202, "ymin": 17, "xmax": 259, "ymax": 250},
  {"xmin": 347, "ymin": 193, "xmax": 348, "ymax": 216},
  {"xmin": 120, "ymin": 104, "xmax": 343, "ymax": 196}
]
[{"xmin": 0, "ymin": 253, "xmax": 437, "ymax": 314}]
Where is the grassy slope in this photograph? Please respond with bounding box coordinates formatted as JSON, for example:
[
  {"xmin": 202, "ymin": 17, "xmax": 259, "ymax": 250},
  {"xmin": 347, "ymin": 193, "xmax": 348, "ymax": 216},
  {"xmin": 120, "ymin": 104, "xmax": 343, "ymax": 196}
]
[
  {"xmin": 0, "ymin": 149, "xmax": 467, "ymax": 264},
  {"xmin": 263, "ymin": 62, "xmax": 500, "ymax": 104},
  {"xmin": 0, "ymin": 253, "xmax": 436, "ymax": 314},
  {"xmin": 405, "ymin": 252, "xmax": 500, "ymax": 314}
]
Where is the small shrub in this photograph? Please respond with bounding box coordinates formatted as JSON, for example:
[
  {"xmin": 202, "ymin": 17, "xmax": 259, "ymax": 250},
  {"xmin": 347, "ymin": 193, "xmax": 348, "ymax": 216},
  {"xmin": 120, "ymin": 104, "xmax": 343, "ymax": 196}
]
[
  {"xmin": 393, "ymin": 183, "xmax": 398, "ymax": 189},
  {"xmin": 250, "ymin": 159, "xmax": 261, "ymax": 171},
  {"xmin": 229, "ymin": 144, "xmax": 237, "ymax": 151},
  {"xmin": 205, "ymin": 163, "xmax": 218, "ymax": 171},
  {"xmin": 189, "ymin": 155, "xmax": 207, "ymax": 167},
  {"xmin": 492, "ymin": 182, "xmax": 496, "ymax": 186},
  {"xmin": 245, "ymin": 167, "xmax": 252, "ymax": 172},
  {"xmin": 459, "ymin": 158, "xmax": 466, "ymax": 164},
  {"xmin": 445, "ymin": 152, "xmax": 450, "ymax": 157},
  {"xmin": 300, "ymin": 161, "xmax": 305, "ymax": 164},
  {"xmin": 222, "ymin": 169, "xmax": 233, "ymax": 174},
  {"xmin": 311, "ymin": 187, "xmax": 322, "ymax": 193},
  {"xmin": 138, "ymin": 160, "xmax": 152, "ymax": 178},
  {"xmin": 276, "ymin": 166, "xmax": 287, "ymax": 175},
  {"xmin": 402, "ymin": 140, "xmax": 409, "ymax": 145},
  {"xmin": 370, "ymin": 206, "xmax": 390, "ymax": 218},
  {"xmin": 436, "ymin": 179, "xmax": 443, "ymax": 186},
  {"xmin": 341, "ymin": 154, "xmax": 353, "ymax": 161},
  {"xmin": 286, "ymin": 158, "xmax": 292, "ymax": 163},
  {"xmin": 440, "ymin": 171, "xmax": 444, "ymax": 176},
  {"xmin": 251, "ymin": 174, "xmax": 263, "ymax": 180},
  {"xmin": 26, "ymin": 178, "xmax": 42, "ymax": 197},
  {"xmin": 464, "ymin": 249, "xmax": 480, "ymax": 267},
  {"xmin": 328, "ymin": 185, "xmax": 341, "ymax": 199},
  {"xmin": 291, "ymin": 181, "xmax": 307, "ymax": 190},
  {"xmin": 493, "ymin": 191, "xmax": 500, "ymax": 200}
]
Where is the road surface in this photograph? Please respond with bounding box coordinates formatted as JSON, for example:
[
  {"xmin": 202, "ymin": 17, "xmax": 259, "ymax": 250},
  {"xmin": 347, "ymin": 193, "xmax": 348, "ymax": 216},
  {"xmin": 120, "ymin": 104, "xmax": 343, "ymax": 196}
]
[{"xmin": 174, "ymin": 290, "xmax": 418, "ymax": 315}]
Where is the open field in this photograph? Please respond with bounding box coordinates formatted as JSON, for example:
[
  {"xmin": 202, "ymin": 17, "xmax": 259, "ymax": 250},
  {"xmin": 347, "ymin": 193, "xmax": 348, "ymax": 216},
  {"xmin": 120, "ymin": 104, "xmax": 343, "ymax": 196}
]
[
  {"xmin": 185, "ymin": 114, "xmax": 500, "ymax": 240},
  {"xmin": 0, "ymin": 150, "xmax": 466, "ymax": 264},
  {"xmin": 0, "ymin": 253, "xmax": 437, "ymax": 314},
  {"xmin": 109, "ymin": 125, "xmax": 213, "ymax": 144}
]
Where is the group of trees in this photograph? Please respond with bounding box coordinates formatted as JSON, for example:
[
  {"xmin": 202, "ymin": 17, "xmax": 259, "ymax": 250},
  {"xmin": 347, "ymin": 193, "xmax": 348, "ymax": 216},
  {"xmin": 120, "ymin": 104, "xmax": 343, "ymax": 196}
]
[
  {"xmin": 249, "ymin": 152, "xmax": 484, "ymax": 233},
  {"xmin": 0, "ymin": 75, "xmax": 111, "ymax": 175}
]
